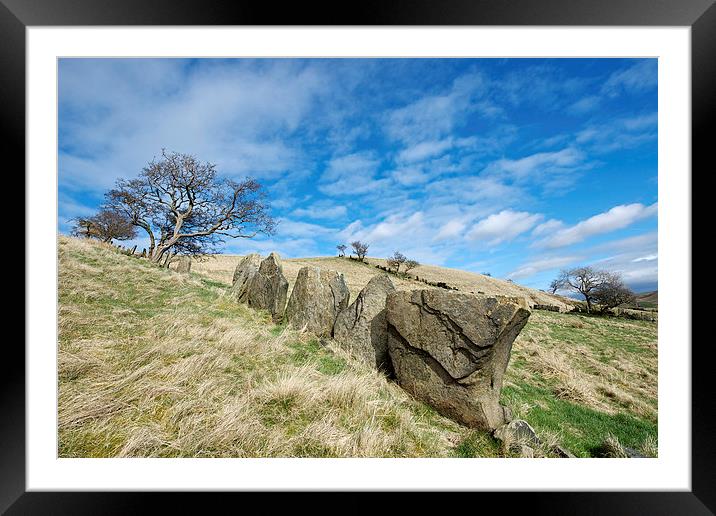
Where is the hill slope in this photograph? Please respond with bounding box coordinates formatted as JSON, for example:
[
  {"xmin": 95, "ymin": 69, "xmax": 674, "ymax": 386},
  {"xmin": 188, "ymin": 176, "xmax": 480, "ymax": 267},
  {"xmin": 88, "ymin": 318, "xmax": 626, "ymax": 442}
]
[
  {"xmin": 636, "ymin": 290, "xmax": 658, "ymax": 307},
  {"xmin": 189, "ymin": 254, "xmax": 575, "ymax": 311},
  {"xmin": 59, "ymin": 237, "xmax": 658, "ymax": 458}
]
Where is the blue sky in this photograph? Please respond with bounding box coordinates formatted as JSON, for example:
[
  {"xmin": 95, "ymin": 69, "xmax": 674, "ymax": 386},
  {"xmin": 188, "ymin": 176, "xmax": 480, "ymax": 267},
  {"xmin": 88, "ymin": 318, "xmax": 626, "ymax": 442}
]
[{"xmin": 58, "ymin": 58, "xmax": 658, "ymax": 292}]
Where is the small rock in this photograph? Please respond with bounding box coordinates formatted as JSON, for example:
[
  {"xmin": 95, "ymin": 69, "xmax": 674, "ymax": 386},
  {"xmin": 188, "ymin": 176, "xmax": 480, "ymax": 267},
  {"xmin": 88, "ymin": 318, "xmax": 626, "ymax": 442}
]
[
  {"xmin": 517, "ymin": 445, "xmax": 534, "ymax": 458},
  {"xmin": 494, "ymin": 419, "xmax": 541, "ymax": 447},
  {"xmin": 553, "ymin": 445, "xmax": 577, "ymax": 458},
  {"xmin": 623, "ymin": 447, "xmax": 646, "ymax": 458}
]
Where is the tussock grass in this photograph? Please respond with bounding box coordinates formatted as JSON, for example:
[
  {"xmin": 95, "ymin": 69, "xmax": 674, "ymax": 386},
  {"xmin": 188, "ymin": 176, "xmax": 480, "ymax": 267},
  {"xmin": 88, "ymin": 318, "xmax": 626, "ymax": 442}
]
[
  {"xmin": 503, "ymin": 311, "xmax": 657, "ymax": 457},
  {"xmin": 59, "ymin": 237, "xmax": 496, "ymax": 458},
  {"xmin": 59, "ymin": 237, "xmax": 656, "ymax": 458}
]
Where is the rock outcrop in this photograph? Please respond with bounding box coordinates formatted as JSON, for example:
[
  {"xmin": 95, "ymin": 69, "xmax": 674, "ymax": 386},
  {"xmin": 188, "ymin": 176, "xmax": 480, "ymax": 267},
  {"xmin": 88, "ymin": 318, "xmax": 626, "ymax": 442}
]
[
  {"xmin": 246, "ymin": 252, "xmax": 289, "ymax": 321},
  {"xmin": 230, "ymin": 253, "xmax": 262, "ymax": 302},
  {"xmin": 285, "ymin": 266, "xmax": 350, "ymax": 338},
  {"xmin": 334, "ymin": 275, "xmax": 396, "ymax": 371},
  {"xmin": 386, "ymin": 289, "xmax": 531, "ymax": 430}
]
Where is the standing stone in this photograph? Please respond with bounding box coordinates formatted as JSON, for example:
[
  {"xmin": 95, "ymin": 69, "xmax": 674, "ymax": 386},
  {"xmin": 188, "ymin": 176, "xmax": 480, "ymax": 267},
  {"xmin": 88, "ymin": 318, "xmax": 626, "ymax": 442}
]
[
  {"xmin": 176, "ymin": 256, "xmax": 192, "ymax": 273},
  {"xmin": 246, "ymin": 252, "xmax": 289, "ymax": 321},
  {"xmin": 334, "ymin": 275, "xmax": 396, "ymax": 371},
  {"xmin": 231, "ymin": 253, "xmax": 262, "ymax": 302},
  {"xmin": 386, "ymin": 290, "xmax": 531, "ymax": 431},
  {"xmin": 285, "ymin": 266, "xmax": 350, "ymax": 338}
]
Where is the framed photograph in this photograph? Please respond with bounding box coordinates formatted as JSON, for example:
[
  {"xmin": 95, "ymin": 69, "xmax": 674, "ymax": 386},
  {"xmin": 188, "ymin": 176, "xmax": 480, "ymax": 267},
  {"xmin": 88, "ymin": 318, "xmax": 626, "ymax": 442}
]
[{"xmin": 7, "ymin": 0, "xmax": 713, "ymax": 512}]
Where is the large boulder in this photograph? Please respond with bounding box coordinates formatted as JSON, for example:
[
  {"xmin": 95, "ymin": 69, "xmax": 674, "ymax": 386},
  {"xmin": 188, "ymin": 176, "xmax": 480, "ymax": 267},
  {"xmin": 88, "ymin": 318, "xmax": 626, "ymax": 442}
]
[
  {"xmin": 333, "ymin": 275, "xmax": 396, "ymax": 371},
  {"xmin": 386, "ymin": 289, "xmax": 531, "ymax": 430},
  {"xmin": 246, "ymin": 252, "xmax": 289, "ymax": 321},
  {"xmin": 285, "ymin": 266, "xmax": 350, "ymax": 338},
  {"xmin": 230, "ymin": 253, "xmax": 262, "ymax": 302}
]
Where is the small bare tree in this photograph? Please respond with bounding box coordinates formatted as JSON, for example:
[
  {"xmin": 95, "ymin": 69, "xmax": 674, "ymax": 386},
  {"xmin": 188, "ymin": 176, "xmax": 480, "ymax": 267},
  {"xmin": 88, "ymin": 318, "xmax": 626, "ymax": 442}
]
[
  {"xmin": 104, "ymin": 150, "xmax": 275, "ymax": 263},
  {"xmin": 71, "ymin": 209, "xmax": 136, "ymax": 244},
  {"xmin": 351, "ymin": 240, "xmax": 369, "ymax": 262},
  {"xmin": 387, "ymin": 251, "xmax": 406, "ymax": 273},
  {"xmin": 404, "ymin": 259, "xmax": 420, "ymax": 273},
  {"xmin": 549, "ymin": 278, "xmax": 561, "ymax": 294},
  {"xmin": 336, "ymin": 244, "xmax": 347, "ymax": 257}
]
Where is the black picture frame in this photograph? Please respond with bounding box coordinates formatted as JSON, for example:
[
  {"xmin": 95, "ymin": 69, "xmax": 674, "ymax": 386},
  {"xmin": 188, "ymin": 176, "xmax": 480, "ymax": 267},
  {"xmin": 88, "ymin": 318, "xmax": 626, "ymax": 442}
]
[{"xmin": 5, "ymin": 0, "xmax": 713, "ymax": 513}]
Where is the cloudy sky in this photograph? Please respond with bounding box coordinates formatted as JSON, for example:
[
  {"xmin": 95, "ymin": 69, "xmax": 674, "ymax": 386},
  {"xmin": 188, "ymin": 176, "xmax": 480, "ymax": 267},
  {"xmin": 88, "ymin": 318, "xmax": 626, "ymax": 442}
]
[{"xmin": 58, "ymin": 58, "xmax": 658, "ymax": 292}]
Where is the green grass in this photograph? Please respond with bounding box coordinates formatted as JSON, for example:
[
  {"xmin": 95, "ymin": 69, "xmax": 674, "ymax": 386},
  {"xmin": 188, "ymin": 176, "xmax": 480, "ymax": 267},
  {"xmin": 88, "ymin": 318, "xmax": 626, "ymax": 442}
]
[{"xmin": 502, "ymin": 382, "xmax": 657, "ymax": 457}]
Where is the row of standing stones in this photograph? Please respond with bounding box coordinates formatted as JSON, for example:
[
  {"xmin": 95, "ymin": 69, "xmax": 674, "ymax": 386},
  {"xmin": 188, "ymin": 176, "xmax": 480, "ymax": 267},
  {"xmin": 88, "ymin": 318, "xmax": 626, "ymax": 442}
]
[{"xmin": 229, "ymin": 252, "xmax": 557, "ymax": 455}]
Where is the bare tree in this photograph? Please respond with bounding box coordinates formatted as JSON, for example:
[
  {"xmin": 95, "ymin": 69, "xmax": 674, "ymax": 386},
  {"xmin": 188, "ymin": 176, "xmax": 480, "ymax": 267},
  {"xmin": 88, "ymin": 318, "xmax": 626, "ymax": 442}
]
[
  {"xmin": 555, "ymin": 266, "xmax": 621, "ymax": 313},
  {"xmin": 336, "ymin": 244, "xmax": 347, "ymax": 257},
  {"xmin": 592, "ymin": 273, "xmax": 635, "ymax": 311},
  {"xmin": 351, "ymin": 240, "xmax": 369, "ymax": 262},
  {"xmin": 104, "ymin": 150, "xmax": 275, "ymax": 263},
  {"xmin": 387, "ymin": 251, "xmax": 406, "ymax": 273},
  {"xmin": 549, "ymin": 278, "xmax": 561, "ymax": 294},
  {"xmin": 71, "ymin": 209, "xmax": 136, "ymax": 244},
  {"xmin": 404, "ymin": 259, "xmax": 420, "ymax": 273}
]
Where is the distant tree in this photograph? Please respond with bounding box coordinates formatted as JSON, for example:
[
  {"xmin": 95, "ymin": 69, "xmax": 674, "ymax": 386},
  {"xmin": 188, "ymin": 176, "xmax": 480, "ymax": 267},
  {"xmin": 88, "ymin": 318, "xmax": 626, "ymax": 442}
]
[
  {"xmin": 71, "ymin": 209, "xmax": 136, "ymax": 244},
  {"xmin": 554, "ymin": 266, "xmax": 630, "ymax": 313},
  {"xmin": 104, "ymin": 150, "xmax": 275, "ymax": 263},
  {"xmin": 351, "ymin": 240, "xmax": 369, "ymax": 262},
  {"xmin": 404, "ymin": 259, "xmax": 420, "ymax": 273},
  {"xmin": 592, "ymin": 273, "xmax": 635, "ymax": 311},
  {"xmin": 481, "ymin": 272, "xmax": 492, "ymax": 277},
  {"xmin": 336, "ymin": 244, "xmax": 347, "ymax": 257},
  {"xmin": 387, "ymin": 251, "xmax": 406, "ymax": 273}
]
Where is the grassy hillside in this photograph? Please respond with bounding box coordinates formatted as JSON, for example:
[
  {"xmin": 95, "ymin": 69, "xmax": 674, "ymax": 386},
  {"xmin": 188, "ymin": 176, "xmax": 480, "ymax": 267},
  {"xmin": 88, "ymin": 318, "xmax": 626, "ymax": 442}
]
[
  {"xmin": 58, "ymin": 237, "xmax": 657, "ymax": 458},
  {"xmin": 187, "ymin": 253, "xmax": 575, "ymax": 310}
]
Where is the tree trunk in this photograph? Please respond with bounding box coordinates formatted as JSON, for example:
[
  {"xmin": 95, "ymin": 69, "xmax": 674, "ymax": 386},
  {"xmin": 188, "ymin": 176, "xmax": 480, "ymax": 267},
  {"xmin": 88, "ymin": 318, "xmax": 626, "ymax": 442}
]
[{"xmin": 585, "ymin": 297, "xmax": 592, "ymax": 313}]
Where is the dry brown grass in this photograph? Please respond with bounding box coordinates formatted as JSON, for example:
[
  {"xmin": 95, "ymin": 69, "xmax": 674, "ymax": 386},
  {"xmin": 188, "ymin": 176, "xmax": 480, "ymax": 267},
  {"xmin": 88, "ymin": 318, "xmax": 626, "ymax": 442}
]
[
  {"xmin": 185, "ymin": 253, "xmax": 574, "ymax": 310},
  {"xmin": 59, "ymin": 237, "xmax": 485, "ymax": 458}
]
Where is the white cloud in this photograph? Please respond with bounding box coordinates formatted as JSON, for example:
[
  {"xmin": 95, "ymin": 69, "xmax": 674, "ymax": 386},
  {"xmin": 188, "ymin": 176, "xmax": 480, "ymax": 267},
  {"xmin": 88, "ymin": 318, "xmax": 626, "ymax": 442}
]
[
  {"xmin": 508, "ymin": 255, "xmax": 581, "ymax": 280},
  {"xmin": 484, "ymin": 148, "xmax": 585, "ymax": 181},
  {"xmin": 632, "ymin": 254, "xmax": 657, "ymax": 263},
  {"xmin": 389, "ymin": 167, "xmax": 431, "ymax": 187},
  {"xmin": 602, "ymin": 60, "xmax": 657, "ymax": 98},
  {"xmin": 292, "ymin": 201, "xmax": 347, "ymax": 220},
  {"xmin": 318, "ymin": 152, "xmax": 390, "ymax": 196},
  {"xmin": 568, "ymin": 95, "xmax": 600, "ymax": 115},
  {"xmin": 576, "ymin": 113, "xmax": 657, "ymax": 153},
  {"xmin": 538, "ymin": 203, "xmax": 658, "ymax": 249},
  {"xmin": 58, "ymin": 59, "xmax": 330, "ymax": 192},
  {"xmin": 274, "ymin": 218, "xmax": 337, "ymax": 239},
  {"xmin": 385, "ymin": 73, "xmax": 488, "ymax": 144},
  {"xmin": 396, "ymin": 139, "xmax": 454, "ymax": 163},
  {"xmin": 466, "ymin": 210, "xmax": 543, "ymax": 245},
  {"xmin": 531, "ymin": 219, "xmax": 564, "ymax": 237},
  {"xmin": 433, "ymin": 218, "xmax": 469, "ymax": 242}
]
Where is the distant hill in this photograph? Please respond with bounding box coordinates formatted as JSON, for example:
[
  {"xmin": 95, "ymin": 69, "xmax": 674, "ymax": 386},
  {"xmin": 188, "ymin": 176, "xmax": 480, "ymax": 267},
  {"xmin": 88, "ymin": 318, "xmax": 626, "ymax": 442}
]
[{"xmin": 635, "ymin": 290, "xmax": 658, "ymax": 308}]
